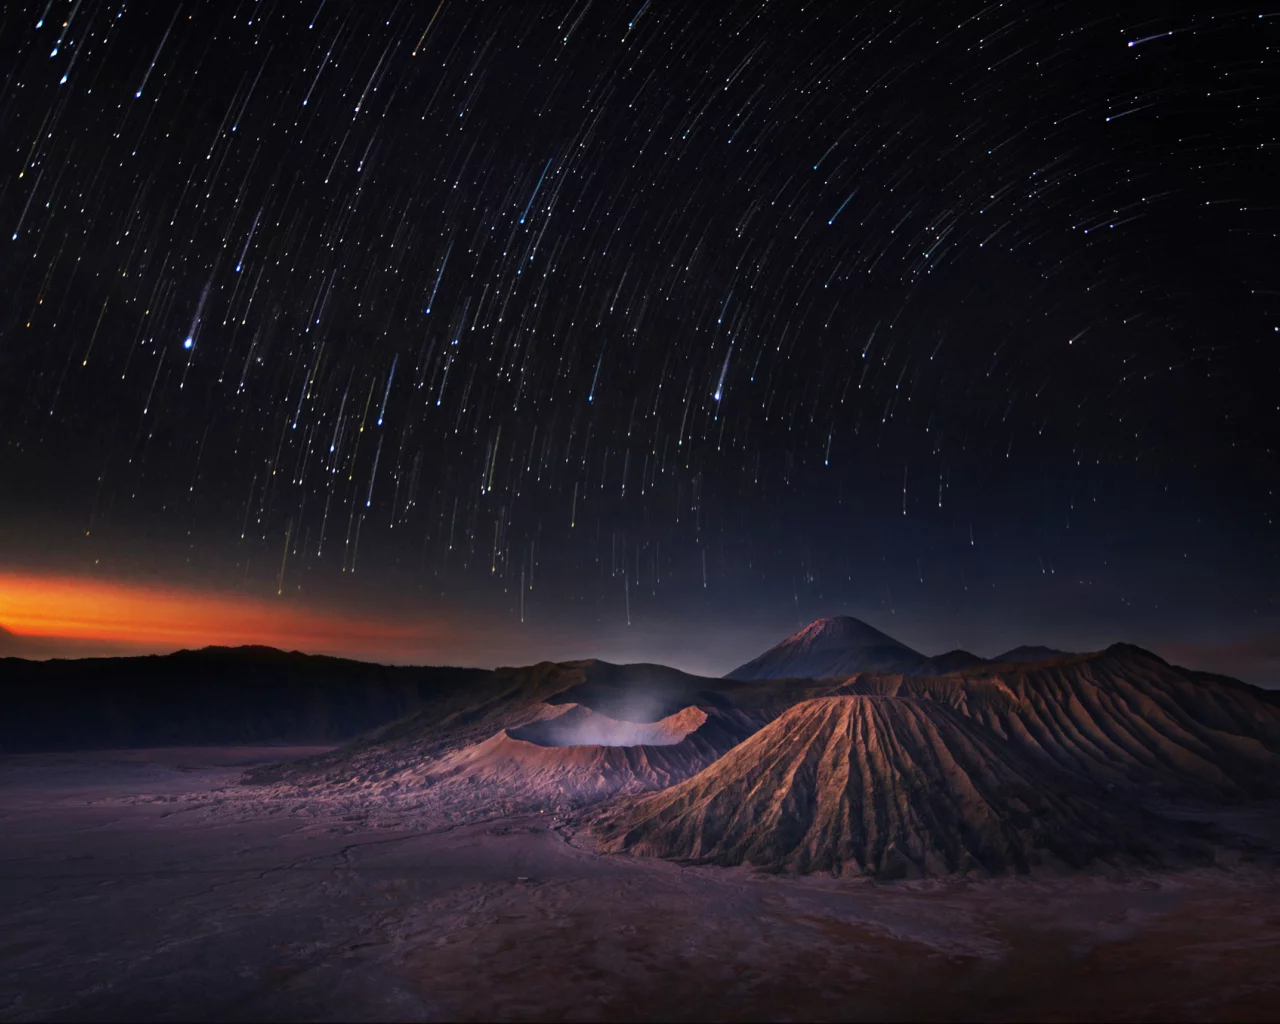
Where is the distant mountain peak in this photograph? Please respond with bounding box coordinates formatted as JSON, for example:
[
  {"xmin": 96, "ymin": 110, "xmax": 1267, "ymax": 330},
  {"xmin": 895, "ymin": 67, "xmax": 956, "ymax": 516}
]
[
  {"xmin": 787, "ymin": 616, "xmax": 911, "ymax": 649},
  {"xmin": 725, "ymin": 616, "xmax": 924, "ymax": 681}
]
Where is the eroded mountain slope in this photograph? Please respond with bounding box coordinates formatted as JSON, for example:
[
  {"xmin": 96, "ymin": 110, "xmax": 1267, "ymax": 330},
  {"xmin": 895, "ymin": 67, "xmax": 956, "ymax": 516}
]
[
  {"xmin": 595, "ymin": 695, "xmax": 1189, "ymax": 878},
  {"xmin": 835, "ymin": 645, "xmax": 1280, "ymax": 799}
]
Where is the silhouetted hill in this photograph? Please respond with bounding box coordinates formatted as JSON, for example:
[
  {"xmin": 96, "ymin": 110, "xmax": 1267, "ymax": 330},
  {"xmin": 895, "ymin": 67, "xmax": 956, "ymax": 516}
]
[
  {"xmin": 917, "ymin": 649, "xmax": 988, "ymax": 674},
  {"xmin": 994, "ymin": 644, "xmax": 1070, "ymax": 663},
  {"xmin": 0, "ymin": 646, "xmax": 487, "ymax": 752}
]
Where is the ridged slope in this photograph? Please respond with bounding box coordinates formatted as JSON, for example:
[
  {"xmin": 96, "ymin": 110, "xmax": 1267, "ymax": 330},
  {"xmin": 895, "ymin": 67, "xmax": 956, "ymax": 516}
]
[
  {"xmin": 595, "ymin": 696, "xmax": 1169, "ymax": 878},
  {"xmin": 836, "ymin": 646, "xmax": 1280, "ymax": 799}
]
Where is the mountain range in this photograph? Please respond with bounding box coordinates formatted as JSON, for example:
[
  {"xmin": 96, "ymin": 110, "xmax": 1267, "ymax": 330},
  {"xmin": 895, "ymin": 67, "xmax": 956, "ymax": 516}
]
[
  {"xmin": 4, "ymin": 617, "xmax": 1278, "ymax": 880},
  {"xmin": 0, "ymin": 646, "xmax": 486, "ymax": 751},
  {"xmin": 725, "ymin": 615, "xmax": 1068, "ymax": 679}
]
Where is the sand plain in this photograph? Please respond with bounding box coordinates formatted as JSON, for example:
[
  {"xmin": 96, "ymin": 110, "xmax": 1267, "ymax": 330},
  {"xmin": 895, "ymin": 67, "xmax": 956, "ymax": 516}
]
[{"xmin": 2, "ymin": 747, "xmax": 1279, "ymax": 1023}]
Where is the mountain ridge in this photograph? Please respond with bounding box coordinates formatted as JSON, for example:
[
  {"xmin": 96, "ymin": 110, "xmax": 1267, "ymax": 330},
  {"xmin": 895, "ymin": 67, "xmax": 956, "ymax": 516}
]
[{"xmin": 724, "ymin": 616, "xmax": 1088, "ymax": 681}]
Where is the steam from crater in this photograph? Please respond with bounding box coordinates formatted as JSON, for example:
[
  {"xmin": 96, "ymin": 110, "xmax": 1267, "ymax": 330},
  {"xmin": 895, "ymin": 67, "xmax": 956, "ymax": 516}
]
[{"xmin": 508, "ymin": 705, "xmax": 707, "ymax": 748}]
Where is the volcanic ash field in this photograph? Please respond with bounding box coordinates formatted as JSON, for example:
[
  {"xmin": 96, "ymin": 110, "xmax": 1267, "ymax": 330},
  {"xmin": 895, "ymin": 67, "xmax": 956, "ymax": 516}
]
[{"xmin": 3, "ymin": 619, "xmax": 1280, "ymax": 1021}]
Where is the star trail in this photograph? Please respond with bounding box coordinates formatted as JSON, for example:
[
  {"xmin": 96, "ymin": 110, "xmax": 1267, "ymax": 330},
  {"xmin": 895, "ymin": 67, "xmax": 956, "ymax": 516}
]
[{"xmin": 0, "ymin": 0, "xmax": 1275, "ymax": 678}]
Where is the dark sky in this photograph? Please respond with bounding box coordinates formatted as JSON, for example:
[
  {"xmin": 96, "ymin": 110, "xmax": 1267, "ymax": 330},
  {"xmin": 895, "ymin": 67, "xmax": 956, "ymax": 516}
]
[{"xmin": 0, "ymin": 0, "xmax": 1276, "ymax": 682}]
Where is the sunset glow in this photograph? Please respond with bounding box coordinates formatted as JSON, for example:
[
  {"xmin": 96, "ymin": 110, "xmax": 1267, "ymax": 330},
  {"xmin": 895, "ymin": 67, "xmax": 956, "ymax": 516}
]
[{"xmin": 0, "ymin": 572, "xmax": 429, "ymax": 659}]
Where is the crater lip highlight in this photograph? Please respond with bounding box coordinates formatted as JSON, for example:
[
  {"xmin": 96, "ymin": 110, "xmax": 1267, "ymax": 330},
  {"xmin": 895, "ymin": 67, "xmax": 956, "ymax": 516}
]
[{"xmin": 508, "ymin": 704, "xmax": 708, "ymax": 748}]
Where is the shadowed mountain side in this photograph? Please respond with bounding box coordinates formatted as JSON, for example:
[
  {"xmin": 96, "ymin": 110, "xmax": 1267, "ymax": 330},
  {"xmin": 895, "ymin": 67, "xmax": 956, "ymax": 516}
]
[
  {"xmin": 726, "ymin": 616, "xmax": 926, "ymax": 680},
  {"xmin": 0, "ymin": 646, "xmax": 488, "ymax": 752},
  {"xmin": 915, "ymin": 649, "xmax": 988, "ymax": 674},
  {"xmin": 593, "ymin": 696, "xmax": 1193, "ymax": 878},
  {"xmin": 833, "ymin": 645, "xmax": 1280, "ymax": 799},
  {"xmin": 244, "ymin": 660, "xmax": 586, "ymax": 785},
  {"xmin": 995, "ymin": 645, "xmax": 1071, "ymax": 663}
]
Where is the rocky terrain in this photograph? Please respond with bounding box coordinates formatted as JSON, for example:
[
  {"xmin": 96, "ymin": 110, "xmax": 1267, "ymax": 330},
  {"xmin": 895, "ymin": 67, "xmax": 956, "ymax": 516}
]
[
  {"xmin": 593, "ymin": 694, "xmax": 1198, "ymax": 877},
  {"xmin": 830, "ymin": 644, "xmax": 1280, "ymax": 800},
  {"xmin": 7, "ymin": 622, "xmax": 1280, "ymax": 880}
]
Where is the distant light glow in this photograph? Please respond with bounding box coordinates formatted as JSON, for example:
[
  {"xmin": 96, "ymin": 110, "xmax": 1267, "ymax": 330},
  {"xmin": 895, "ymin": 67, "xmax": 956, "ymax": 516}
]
[{"xmin": 0, "ymin": 571, "xmax": 432, "ymax": 658}]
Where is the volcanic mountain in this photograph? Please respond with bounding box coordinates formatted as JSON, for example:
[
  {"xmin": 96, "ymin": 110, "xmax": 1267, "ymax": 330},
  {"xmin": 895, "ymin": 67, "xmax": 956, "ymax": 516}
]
[
  {"xmin": 251, "ymin": 641, "xmax": 1280, "ymax": 814},
  {"xmin": 725, "ymin": 616, "xmax": 928, "ymax": 679},
  {"xmin": 593, "ymin": 642, "xmax": 1280, "ymax": 877},
  {"xmin": 724, "ymin": 617, "xmax": 1081, "ymax": 681},
  {"xmin": 0, "ymin": 646, "xmax": 489, "ymax": 752},
  {"xmin": 397, "ymin": 702, "xmax": 751, "ymax": 812},
  {"xmin": 246, "ymin": 659, "xmax": 765, "ymax": 809},
  {"xmin": 15, "ymin": 628, "xmax": 1275, "ymax": 880},
  {"xmin": 594, "ymin": 695, "xmax": 1174, "ymax": 878},
  {"xmin": 831, "ymin": 644, "xmax": 1280, "ymax": 800}
]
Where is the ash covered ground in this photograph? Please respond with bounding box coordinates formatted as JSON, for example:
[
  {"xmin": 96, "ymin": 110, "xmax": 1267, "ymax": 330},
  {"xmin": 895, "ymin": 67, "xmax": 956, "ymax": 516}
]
[
  {"xmin": 6, "ymin": 631, "xmax": 1280, "ymax": 1021},
  {"xmin": 2, "ymin": 746, "xmax": 1279, "ymax": 1023}
]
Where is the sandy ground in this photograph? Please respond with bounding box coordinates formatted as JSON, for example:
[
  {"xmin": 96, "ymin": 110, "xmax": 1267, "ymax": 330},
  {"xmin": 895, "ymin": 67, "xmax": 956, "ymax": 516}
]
[{"xmin": 2, "ymin": 749, "xmax": 1279, "ymax": 1023}]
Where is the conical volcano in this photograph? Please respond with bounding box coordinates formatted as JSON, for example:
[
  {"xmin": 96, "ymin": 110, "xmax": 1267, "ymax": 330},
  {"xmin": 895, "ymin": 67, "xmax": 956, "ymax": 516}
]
[
  {"xmin": 595, "ymin": 695, "xmax": 1170, "ymax": 877},
  {"xmin": 725, "ymin": 616, "xmax": 925, "ymax": 680}
]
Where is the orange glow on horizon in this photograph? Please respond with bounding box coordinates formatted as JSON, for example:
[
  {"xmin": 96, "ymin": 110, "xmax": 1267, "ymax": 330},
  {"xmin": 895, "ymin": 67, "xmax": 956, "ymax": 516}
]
[{"xmin": 0, "ymin": 571, "xmax": 433, "ymax": 659}]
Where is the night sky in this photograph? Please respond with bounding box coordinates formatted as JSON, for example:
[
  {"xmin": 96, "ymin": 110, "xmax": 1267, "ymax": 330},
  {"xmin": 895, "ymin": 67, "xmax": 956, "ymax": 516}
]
[{"xmin": 0, "ymin": 1, "xmax": 1276, "ymax": 681}]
